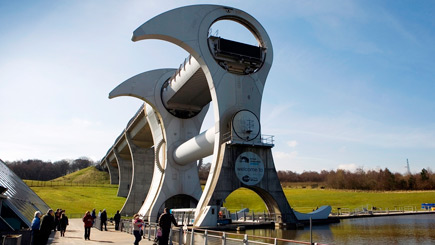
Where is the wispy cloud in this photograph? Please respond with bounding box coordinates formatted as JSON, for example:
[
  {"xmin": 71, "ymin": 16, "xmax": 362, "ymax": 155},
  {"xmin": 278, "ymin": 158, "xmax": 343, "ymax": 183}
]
[
  {"xmin": 272, "ymin": 150, "xmax": 337, "ymax": 173},
  {"xmin": 338, "ymin": 146, "xmax": 347, "ymax": 153},
  {"xmin": 380, "ymin": 9, "xmax": 419, "ymax": 44},
  {"xmin": 0, "ymin": 118, "xmax": 118, "ymax": 162},
  {"xmin": 287, "ymin": 140, "xmax": 298, "ymax": 148},
  {"xmin": 261, "ymin": 103, "xmax": 295, "ymax": 128},
  {"xmin": 274, "ymin": 151, "xmax": 298, "ymax": 160},
  {"xmin": 273, "ymin": 151, "xmax": 299, "ymax": 170},
  {"xmin": 337, "ymin": 163, "xmax": 358, "ymax": 172},
  {"xmin": 265, "ymin": 111, "xmax": 435, "ymax": 149}
]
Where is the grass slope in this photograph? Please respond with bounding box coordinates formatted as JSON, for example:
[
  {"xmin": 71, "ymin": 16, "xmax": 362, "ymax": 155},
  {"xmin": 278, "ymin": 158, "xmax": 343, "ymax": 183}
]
[
  {"xmin": 32, "ymin": 186, "xmax": 125, "ymax": 217},
  {"xmin": 53, "ymin": 166, "xmax": 110, "ymax": 184},
  {"xmin": 29, "ymin": 167, "xmax": 124, "ymax": 217}
]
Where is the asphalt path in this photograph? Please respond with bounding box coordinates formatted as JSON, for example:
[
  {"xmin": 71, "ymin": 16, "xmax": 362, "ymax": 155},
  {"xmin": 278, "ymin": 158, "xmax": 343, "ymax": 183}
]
[{"xmin": 48, "ymin": 218, "xmax": 154, "ymax": 244}]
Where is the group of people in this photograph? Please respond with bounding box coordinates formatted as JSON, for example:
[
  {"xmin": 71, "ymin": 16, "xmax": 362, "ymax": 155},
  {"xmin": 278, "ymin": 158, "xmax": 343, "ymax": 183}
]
[
  {"xmin": 84, "ymin": 207, "xmax": 177, "ymax": 245},
  {"xmin": 92, "ymin": 208, "xmax": 108, "ymax": 231},
  {"xmin": 33, "ymin": 206, "xmax": 178, "ymax": 244},
  {"xmin": 82, "ymin": 208, "xmax": 113, "ymax": 240},
  {"xmin": 132, "ymin": 207, "xmax": 178, "ymax": 245},
  {"xmin": 31, "ymin": 208, "xmax": 69, "ymax": 245}
]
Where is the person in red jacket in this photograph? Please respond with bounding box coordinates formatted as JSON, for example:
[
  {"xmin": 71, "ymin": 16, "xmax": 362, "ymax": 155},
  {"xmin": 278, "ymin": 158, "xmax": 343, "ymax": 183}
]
[{"xmin": 82, "ymin": 211, "xmax": 94, "ymax": 240}]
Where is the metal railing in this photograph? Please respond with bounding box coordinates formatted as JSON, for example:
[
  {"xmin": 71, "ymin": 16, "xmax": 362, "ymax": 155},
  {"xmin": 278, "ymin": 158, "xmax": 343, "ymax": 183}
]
[
  {"xmin": 222, "ymin": 131, "xmax": 274, "ymax": 146},
  {"xmin": 23, "ymin": 180, "xmax": 117, "ymax": 188},
  {"xmin": 225, "ymin": 210, "xmax": 278, "ymax": 222},
  {"xmin": 119, "ymin": 221, "xmax": 324, "ymax": 245},
  {"xmin": 332, "ymin": 205, "xmax": 425, "ymax": 216},
  {"xmin": 170, "ymin": 227, "xmax": 324, "ymax": 245},
  {"xmin": 260, "ymin": 135, "xmax": 275, "ymax": 145},
  {"xmin": 171, "ymin": 210, "xmax": 279, "ymax": 225},
  {"xmin": 121, "ymin": 220, "xmax": 133, "ymax": 234}
]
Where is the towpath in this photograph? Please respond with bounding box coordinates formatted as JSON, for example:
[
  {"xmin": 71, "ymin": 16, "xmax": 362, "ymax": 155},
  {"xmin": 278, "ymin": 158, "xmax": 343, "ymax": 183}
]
[{"xmin": 48, "ymin": 218, "xmax": 153, "ymax": 244}]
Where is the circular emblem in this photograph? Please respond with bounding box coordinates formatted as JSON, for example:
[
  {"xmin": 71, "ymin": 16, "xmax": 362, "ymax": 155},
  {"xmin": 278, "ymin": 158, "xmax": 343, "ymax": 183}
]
[
  {"xmin": 235, "ymin": 152, "xmax": 264, "ymax": 185},
  {"xmin": 232, "ymin": 110, "xmax": 260, "ymax": 141}
]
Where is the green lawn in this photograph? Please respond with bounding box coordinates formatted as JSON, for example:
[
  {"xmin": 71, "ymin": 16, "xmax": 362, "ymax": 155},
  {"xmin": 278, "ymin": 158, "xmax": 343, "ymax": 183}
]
[
  {"xmin": 31, "ymin": 185, "xmax": 435, "ymax": 217},
  {"xmin": 28, "ymin": 167, "xmax": 435, "ymax": 216},
  {"xmin": 31, "ymin": 186, "xmax": 126, "ymax": 218},
  {"xmin": 224, "ymin": 188, "xmax": 435, "ymax": 213}
]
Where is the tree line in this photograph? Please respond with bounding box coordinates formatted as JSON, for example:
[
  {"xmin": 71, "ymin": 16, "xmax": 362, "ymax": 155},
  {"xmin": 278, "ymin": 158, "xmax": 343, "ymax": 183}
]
[
  {"xmin": 276, "ymin": 168, "xmax": 435, "ymax": 190},
  {"xmin": 7, "ymin": 157, "xmax": 434, "ymax": 191},
  {"xmin": 6, "ymin": 157, "xmax": 100, "ymax": 181},
  {"xmin": 198, "ymin": 164, "xmax": 434, "ymax": 191}
]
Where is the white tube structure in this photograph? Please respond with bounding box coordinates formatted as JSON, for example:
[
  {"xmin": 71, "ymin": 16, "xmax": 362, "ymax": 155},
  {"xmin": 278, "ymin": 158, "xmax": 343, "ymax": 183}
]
[
  {"xmin": 162, "ymin": 56, "xmax": 201, "ymax": 108},
  {"xmin": 162, "ymin": 55, "xmax": 214, "ymax": 165},
  {"xmin": 173, "ymin": 126, "xmax": 215, "ymax": 165}
]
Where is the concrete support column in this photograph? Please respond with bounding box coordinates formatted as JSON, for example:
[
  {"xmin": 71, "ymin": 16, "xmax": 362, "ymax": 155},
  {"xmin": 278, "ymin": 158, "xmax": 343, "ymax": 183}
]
[
  {"xmin": 120, "ymin": 135, "xmax": 155, "ymax": 216},
  {"xmin": 194, "ymin": 144, "xmax": 298, "ymax": 227},
  {"xmin": 114, "ymin": 148, "xmax": 132, "ymax": 198},
  {"xmin": 105, "ymin": 158, "xmax": 119, "ymax": 185}
]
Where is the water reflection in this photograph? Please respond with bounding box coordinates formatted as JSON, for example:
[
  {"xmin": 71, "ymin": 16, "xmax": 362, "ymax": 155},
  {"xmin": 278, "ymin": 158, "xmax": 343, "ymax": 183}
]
[{"xmin": 241, "ymin": 214, "xmax": 435, "ymax": 244}]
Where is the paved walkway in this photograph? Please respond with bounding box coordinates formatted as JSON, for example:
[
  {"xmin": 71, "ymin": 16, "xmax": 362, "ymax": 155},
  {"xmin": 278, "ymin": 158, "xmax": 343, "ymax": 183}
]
[{"xmin": 48, "ymin": 218, "xmax": 154, "ymax": 245}]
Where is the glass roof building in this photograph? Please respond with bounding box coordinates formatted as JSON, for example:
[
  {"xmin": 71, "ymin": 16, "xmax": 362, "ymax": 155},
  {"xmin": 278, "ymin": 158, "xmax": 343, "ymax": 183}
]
[{"xmin": 0, "ymin": 159, "xmax": 50, "ymax": 231}]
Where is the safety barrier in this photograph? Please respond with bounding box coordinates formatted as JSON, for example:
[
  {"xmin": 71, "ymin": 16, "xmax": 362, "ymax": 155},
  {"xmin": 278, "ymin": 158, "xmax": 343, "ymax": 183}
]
[
  {"xmin": 120, "ymin": 222, "xmax": 324, "ymax": 245},
  {"xmin": 172, "ymin": 226, "xmax": 324, "ymax": 245},
  {"xmin": 222, "ymin": 131, "xmax": 274, "ymax": 147},
  {"xmin": 333, "ymin": 205, "xmax": 427, "ymax": 216},
  {"xmin": 23, "ymin": 180, "xmax": 116, "ymax": 188},
  {"xmin": 172, "ymin": 210, "xmax": 278, "ymax": 226}
]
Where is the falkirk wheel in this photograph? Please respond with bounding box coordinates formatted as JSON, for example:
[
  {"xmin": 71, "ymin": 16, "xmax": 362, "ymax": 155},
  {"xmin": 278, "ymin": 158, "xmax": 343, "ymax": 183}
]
[{"xmin": 106, "ymin": 4, "xmax": 298, "ymax": 227}]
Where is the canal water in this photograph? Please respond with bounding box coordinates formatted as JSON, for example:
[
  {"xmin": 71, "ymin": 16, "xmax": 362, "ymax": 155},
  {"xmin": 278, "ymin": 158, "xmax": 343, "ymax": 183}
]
[{"xmin": 242, "ymin": 213, "xmax": 435, "ymax": 244}]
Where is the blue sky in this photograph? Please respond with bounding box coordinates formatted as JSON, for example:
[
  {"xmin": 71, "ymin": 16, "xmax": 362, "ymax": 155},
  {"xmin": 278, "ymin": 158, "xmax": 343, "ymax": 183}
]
[{"xmin": 0, "ymin": 0, "xmax": 434, "ymax": 173}]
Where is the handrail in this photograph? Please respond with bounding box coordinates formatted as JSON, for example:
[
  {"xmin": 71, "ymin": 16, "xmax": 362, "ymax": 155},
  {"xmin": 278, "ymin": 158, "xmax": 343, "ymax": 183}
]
[
  {"xmin": 222, "ymin": 131, "xmax": 274, "ymax": 146},
  {"xmin": 23, "ymin": 180, "xmax": 117, "ymax": 188},
  {"xmin": 170, "ymin": 226, "xmax": 326, "ymax": 245},
  {"xmin": 117, "ymin": 220, "xmax": 325, "ymax": 245}
]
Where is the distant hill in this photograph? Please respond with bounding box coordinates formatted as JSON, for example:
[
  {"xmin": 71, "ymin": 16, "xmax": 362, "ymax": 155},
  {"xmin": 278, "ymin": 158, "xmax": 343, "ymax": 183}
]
[{"xmin": 53, "ymin": 166, "xmax": 110, "ymax": 184}]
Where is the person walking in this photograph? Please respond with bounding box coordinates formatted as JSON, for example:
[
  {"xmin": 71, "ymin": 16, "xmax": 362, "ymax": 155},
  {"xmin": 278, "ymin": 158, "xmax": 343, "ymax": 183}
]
[
  {"xmin": 40, "ymin": 209, "xmax": 55, "ymax": 245},
  {"xmin": 158, "ymin": 208, "xmax": 177, "ymax": 245},
  {"xmin": 91, "ymin": 208, "xmax": 96, "ymax": 226},
  {"xmin": 31, "ymin": 211, "xmax": 42, "ymax": 245},
  {"xmin": 59, "ymin": 211, "xmax": 69, "ymax": 237},
  {"xmin": 97, "ymin": 209, "xmax": 102, "ymax": 229},
  {"xmin": 54, "ymin": 209, "xmax": 61, "ymax": 231},
  {"xmin": 100, "ymin": 209, "xmax": 108, "ymax": 231},
  {"xmin": 83, "ymin": 211, "xmax": 94, "ymax": 240},
  {"xmin": 132, "ymin": 214, "xmax": 144, "ymax": 245},
  {"xmin": 114, "ymin": 210, "xmax": 121, "ymax": 230}
]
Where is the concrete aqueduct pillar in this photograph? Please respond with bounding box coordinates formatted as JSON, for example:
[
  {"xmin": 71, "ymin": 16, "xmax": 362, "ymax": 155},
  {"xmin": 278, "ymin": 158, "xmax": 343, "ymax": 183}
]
[
  {"xmin": 120, "ymin": 134, "xmax": 154, "ymax": 216},
  {"xmin": 114, "ymin": 149, "xmax": 131, "ymax": 198},
  {"xmin": 104, "ymin": 158, "xmax": 119, "ymax": 185}
]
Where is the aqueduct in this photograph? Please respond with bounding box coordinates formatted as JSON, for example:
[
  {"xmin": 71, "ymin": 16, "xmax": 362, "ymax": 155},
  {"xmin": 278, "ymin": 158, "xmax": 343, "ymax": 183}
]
[{"xmin": 101, "ymin": 4, "xmax": 297, "ymax": 227}]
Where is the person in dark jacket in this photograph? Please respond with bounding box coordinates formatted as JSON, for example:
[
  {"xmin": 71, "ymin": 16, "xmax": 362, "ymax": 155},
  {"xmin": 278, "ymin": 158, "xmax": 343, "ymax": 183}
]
[
  {"xmin": 40, "ymin": 209, "xmax": 54, "ymax": 245},
  {"xmin": 114, "ymin": 210, "xmax": 121, "ymax": 230},
  {"xmin": 83, "ymin": 211, "xmax": 94, "ymax": 240},
  {"xmin": 31, "ymin": 211, "xmax": 42, "ymax": 245},
  {"xmin": 91, "ymin": 209, "xmax": 96, "ymax": 226},
  {"xmin": 100, "ymin": 209, "xmax": 108, "ymax": 231},
  {"xmin": 158, "ymin": 208, "xmax": 177, "ymax": 245},
  {"xmin": 54, "ymin": 209, "xmax": 61, "ymax": 231},
  {"xmin": 59, "ymin": 211, "xmax": 69, "ymax": 237}
]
